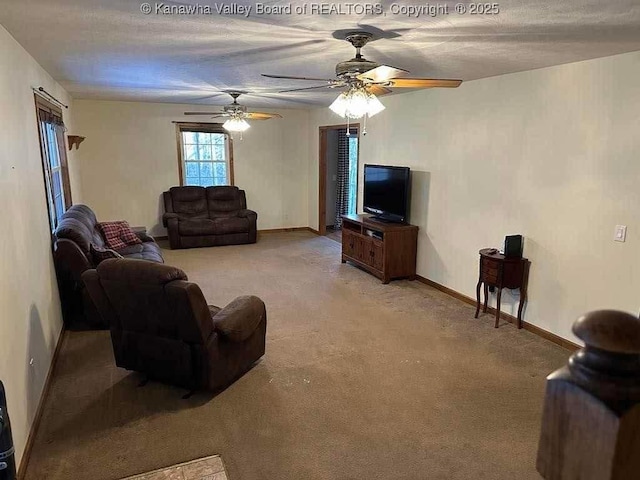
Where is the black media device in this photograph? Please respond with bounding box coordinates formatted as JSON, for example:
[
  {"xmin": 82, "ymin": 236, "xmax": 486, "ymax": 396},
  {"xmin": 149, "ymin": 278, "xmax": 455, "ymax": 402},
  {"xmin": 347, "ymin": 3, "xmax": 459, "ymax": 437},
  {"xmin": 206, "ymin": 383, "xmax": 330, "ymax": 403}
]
[
  {"xmin": 504, "ymin": 235, "xmax": 523, "ymax": 258},
  {"xmin": 363, "ymin": 164, "xmax": 411, "ymax": 223}
]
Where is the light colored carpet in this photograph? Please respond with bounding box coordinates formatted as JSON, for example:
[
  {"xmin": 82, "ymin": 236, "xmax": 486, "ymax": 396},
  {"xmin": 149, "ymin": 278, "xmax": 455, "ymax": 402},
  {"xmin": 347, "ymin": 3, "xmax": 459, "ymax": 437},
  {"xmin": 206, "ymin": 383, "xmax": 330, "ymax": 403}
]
[
  {"xmin": 24, "ymin": 231, "xmax": 568, "ymax": 480},
  {"xmin": 121, "ymin": 455, "xmax": 227, "ymax": 480},
  {"xmin": 324, "ymin": 226, "xmax": 342, "ymax": 243}
]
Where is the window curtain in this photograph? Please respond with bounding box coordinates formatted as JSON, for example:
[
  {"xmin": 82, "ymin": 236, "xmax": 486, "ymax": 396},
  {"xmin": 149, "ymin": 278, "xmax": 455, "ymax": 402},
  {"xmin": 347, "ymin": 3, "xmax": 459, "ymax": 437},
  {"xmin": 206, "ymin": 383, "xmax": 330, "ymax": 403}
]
[
  {"xmin": 334, "ymin": 129, "xmax": 350, "ymax": 229},
  {"xmin": 38, "ymin": 109, "xmax": 66, "ymax": 129}
]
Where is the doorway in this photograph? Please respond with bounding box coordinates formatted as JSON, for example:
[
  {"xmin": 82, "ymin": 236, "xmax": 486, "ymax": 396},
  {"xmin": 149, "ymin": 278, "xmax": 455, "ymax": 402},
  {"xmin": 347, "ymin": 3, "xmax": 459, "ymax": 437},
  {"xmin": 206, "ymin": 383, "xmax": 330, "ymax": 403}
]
[{"xmin": 318, "ymin": 124, "xmax": 359, "ymax": 240}]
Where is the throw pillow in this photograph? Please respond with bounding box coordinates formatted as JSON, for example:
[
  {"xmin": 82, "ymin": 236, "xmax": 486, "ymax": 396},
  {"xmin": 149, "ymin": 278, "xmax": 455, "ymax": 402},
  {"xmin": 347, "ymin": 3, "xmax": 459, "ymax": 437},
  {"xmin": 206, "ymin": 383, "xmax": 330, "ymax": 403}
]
[
  {"xmin": 97, "ymin": 221, "xmax": 142, "ymax": 251},
  {"xmin": 90, "ymin": 243, "xmax": 123, "ymax": 265}
]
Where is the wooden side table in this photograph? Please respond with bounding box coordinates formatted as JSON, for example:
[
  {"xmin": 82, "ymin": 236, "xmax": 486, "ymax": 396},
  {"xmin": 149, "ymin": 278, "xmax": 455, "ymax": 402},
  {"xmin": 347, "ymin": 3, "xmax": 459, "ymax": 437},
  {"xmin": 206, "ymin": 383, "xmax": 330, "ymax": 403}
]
[{"xmin": 474, "ymin": 248, "xmax": 530, "ymax": 328}]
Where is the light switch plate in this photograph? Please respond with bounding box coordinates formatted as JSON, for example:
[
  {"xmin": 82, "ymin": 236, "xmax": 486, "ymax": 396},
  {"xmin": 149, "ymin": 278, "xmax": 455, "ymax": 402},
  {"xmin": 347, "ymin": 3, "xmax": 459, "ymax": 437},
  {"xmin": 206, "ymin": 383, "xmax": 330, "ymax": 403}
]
[{"xmin": 614, "ymin": 225, "xmax": 627, "ymax": 242}]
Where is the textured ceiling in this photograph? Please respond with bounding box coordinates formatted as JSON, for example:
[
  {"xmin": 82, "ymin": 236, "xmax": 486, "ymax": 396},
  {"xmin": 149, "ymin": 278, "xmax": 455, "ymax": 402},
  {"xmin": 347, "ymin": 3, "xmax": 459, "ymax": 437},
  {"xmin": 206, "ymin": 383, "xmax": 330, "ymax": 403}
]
[{"xmin": 2, "ymin": 0, "xmax": 640, "ymax": 108}]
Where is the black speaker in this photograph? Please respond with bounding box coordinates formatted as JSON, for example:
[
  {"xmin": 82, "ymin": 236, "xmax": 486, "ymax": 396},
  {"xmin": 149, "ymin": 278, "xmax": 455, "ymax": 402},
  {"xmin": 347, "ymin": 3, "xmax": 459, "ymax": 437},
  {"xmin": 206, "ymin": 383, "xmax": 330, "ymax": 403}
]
[{"xmin": 504, "ymin": 235, "xmax": 523, "ymax": 258}]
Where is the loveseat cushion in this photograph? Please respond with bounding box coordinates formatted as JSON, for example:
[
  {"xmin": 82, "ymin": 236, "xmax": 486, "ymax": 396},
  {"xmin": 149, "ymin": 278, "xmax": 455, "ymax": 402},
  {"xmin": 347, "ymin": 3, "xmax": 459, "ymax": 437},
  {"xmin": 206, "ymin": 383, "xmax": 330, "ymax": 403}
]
[
  {"xmin": 117, "ymin": 244, "xmax": 144, "ymax": 255},
  {"xmin": 212, "ymin": 217, "xmax": 250, "ymax": 235},
  {"xmin": 206, "ymin": 186, "xmax": 244, "ymax": 217},
  {"xmin": 178, "ymin": 218, "xmax": 218, "ymax": 236},
  {"xmin": 120, "ymin": 242, "xmax": 164, "ymax": 263},
  {"xmin": 90, "ymin": 244, "xmax": 123, "ymax": 265},
  {"xmin": 169, "ymin": 186, "xmax": 208, "ymax": 218}
]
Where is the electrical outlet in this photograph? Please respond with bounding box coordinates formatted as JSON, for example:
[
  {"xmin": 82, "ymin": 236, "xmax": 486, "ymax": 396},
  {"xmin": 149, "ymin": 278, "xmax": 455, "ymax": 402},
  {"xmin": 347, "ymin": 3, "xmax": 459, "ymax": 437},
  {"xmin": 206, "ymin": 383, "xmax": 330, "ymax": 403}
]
[{"xmin": 614, "ymin": 225, "xmax": 627, "ymax": 243}]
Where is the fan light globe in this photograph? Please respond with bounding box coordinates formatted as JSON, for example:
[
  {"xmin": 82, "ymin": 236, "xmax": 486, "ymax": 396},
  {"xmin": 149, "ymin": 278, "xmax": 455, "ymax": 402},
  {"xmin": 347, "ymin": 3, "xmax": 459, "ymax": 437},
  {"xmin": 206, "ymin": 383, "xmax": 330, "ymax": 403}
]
[
  {"xmin": 348, "ymin": 89, "xmax": 368, "ymax": 117},
  {"xmin": 223, "ymin": 117, "xmax": 250, "ymax": 132},
  {"xmin": 329, "ymin": 88, "xmax": 385, "ymax": 119},
  {"xmin": 366, "ymin": 93, "xmax": 385, "ymax": 117},
  {"xmin": 329, "ymin": 92, "xmax": 349, "ymax": 117}
]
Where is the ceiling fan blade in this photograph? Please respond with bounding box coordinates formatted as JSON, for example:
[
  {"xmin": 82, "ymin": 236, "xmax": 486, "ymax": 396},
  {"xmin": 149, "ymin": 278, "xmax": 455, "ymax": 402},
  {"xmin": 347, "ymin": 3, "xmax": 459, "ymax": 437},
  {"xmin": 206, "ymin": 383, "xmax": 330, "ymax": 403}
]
[
  {"xmin": 262, "ymin": 74, "xmax": 336, "ymax": 82},
  {"xmin": 389, "ymin": 78, "xmax": 463, "ymax": 88},
  {"xmin": 183, "ymin": 111, "xmax": 226, "ymax": 116},
  {"xmin": 186, "ymin": 40, "xmax": 326, "ymax": 68},
  {"xmin": 358, "ymin": 65, "xmax": 409, "ymax": 83},
  {"xmin": 367, "ymin": 85, "xmax": 392, "ymax": 96},
  {"xmin": 246, "ymin": 112, "xmax": 283, "ymax": 120},
  {"xmin": 279, "ymin": 84, "xmax": 337, "ymax": 93}
]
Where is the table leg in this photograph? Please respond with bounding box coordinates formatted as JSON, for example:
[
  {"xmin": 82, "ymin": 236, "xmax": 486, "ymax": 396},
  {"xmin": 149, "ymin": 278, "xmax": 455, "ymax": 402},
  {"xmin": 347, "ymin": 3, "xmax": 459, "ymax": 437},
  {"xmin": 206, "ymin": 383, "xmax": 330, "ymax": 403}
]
[
  {"xmin": 475, "ymin": 280, "xmax": 482, "ymax": 318},
  {"xmin": 516, "ymin": 261, "xmax": 530, "ymax": 329},
  {"xmin": 495, "ymin": 288, "xmax": 502, "ymax": 328},
  {"xmin": 483, "ymin": 283, "xmax": 489, "ymax": 313},
  {"xmin": 517, "ymin": 287, "xmax": 527, "ymax": 329}
]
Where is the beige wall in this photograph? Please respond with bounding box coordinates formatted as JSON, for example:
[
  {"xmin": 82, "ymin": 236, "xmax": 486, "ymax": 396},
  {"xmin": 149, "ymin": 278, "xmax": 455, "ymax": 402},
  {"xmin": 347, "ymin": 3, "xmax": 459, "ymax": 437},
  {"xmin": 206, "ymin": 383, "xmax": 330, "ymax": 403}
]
[
  {"xmin": 309, "ymin": 51, "xmax": 640, "ymax": 343},
  {"xmin": 0, "ymin": 25, "xmax": 78, "ymax": 466},
  {"xmin": 73, "ymin": 100, "xmax": 310, "ymax": 235}
]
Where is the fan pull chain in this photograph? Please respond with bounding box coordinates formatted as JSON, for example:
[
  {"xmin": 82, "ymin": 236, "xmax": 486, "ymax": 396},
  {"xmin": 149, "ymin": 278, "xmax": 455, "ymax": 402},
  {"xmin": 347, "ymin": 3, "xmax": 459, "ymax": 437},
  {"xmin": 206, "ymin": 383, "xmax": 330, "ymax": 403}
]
[
  {"xmin": 346, "ymin": 116, "xmax": 350, "ymax": 137},
  {"xmin": 363, "ymin": 114, "xmax": 367, "ymax": 136}
]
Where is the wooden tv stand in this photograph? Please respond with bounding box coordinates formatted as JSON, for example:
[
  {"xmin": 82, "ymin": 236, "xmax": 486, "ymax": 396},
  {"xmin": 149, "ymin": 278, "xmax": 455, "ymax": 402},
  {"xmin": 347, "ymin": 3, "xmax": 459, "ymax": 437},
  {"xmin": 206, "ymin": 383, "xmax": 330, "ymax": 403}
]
[{"xmin": 341, "ymin": 214, "xmax": 418, "ymax": 284}]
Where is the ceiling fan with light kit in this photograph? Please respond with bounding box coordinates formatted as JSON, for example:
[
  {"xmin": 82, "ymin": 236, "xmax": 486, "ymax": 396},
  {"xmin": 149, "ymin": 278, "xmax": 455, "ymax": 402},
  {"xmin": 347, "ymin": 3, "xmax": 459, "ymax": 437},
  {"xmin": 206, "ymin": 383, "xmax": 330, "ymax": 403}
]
[
  {"xmin": 262, "ymin": 31, "xmax": 463, "ymax": 133},
  {"xmin": 184, "ymin": 91, "xmax": 282, "ymax": 137}
]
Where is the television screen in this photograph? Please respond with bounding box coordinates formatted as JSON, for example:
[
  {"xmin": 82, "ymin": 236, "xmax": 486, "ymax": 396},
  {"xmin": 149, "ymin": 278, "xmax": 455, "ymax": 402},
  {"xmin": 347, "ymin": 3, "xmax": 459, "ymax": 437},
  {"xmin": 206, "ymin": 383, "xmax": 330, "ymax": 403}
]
[{"xmin": 363, "ymin": 165, "xmax": 410, "ymax": 222}]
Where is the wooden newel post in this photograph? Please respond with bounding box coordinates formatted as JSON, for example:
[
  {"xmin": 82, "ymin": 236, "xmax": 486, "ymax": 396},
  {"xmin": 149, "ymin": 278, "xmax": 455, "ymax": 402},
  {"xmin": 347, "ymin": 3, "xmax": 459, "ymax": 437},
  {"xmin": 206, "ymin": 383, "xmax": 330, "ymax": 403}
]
[{"xmin": 537, "ymin": 310, "xmax": 640, "ymax": 480}]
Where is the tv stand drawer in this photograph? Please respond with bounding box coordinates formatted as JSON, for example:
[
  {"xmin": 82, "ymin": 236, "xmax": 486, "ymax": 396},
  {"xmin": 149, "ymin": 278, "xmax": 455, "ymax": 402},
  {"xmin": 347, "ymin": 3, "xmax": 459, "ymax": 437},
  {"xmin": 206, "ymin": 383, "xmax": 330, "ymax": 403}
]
[{"xmin": 342, "ymin": 230, "xmax": 364, "ymax": 261}]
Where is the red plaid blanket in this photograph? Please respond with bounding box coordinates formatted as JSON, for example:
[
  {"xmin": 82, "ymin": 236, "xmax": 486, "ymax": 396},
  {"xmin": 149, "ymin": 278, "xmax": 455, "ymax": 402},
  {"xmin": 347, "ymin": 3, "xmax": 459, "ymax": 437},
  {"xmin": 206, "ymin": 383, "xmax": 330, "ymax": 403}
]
[{"xmin": 97, "ymin": 221, "xmax": 142, "ymax": 252}]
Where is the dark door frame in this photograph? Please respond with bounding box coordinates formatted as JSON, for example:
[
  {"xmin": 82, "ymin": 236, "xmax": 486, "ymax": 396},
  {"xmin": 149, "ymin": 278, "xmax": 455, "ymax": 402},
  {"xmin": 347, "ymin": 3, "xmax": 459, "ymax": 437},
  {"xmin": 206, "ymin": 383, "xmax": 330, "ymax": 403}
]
[{"xmin": 318, "ymin": 123, "xmax": 360, "ymax": 236}]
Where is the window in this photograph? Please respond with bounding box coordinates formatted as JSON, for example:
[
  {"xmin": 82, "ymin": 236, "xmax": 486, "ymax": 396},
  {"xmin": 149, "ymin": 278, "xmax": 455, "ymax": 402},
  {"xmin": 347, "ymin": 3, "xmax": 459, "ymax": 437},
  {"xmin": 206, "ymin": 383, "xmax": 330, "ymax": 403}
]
[
  {"xmin": 35, "ymin": 95, "xmax": 72, "ymax": 232},
  {"xmin": 176, "ymin": 123, "xmax": 234, "ymax": 187}
]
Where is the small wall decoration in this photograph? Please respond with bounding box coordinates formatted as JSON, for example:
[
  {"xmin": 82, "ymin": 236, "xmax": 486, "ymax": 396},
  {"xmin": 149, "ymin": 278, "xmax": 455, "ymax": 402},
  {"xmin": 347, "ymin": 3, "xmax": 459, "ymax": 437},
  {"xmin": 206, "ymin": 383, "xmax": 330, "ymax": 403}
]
[{"xmin": 67, "ymin": 135, "xmax": 85, "ymax": 151}]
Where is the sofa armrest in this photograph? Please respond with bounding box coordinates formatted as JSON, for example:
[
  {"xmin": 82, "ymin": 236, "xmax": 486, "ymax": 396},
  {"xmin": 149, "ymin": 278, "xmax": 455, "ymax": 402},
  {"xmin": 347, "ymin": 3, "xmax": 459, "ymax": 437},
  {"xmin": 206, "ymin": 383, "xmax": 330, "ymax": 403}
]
[
  {"xmin": 54, "ymin": 238, "xmax": 93, "ymax": 282},
  {"xmin": 131, "ymin": 226, "xmax": 155, "ymax": 243},
  {"xmin": 165, "ymin": 216, "xmax": 181, "ymax": 249},
  {"xmin": 237, "ymin": 209, "xmax": 257, "ymax": 219},
  {"xmin": 162, "ymin": 212, "xmax": 180, "ymax": 228},
  {"xmin": 136, "ymin": 231, "xmax": 155, "ymax": 243},
  {"xmin": 237, "ymin": 210, "xmax": 257, "ymax": 243},
  {"xmin": 212, "ymin": 295, "xmax": 266, "ymax": 342}
]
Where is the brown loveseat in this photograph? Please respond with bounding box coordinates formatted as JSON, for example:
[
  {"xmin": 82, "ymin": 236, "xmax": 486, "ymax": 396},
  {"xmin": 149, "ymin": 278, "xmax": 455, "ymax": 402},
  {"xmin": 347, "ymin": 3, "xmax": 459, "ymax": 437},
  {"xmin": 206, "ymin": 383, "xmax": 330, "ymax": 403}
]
[
  {"xmin": 83, "ymin": 259, "xmax": 267, "ymax": 391},
  {"xmin": 162, "ymin": 186, "xmax": 257, "ymax": 249},
  {"xmin": 53, "ymin": 204, "xmax": 163, "ymax": 329}
]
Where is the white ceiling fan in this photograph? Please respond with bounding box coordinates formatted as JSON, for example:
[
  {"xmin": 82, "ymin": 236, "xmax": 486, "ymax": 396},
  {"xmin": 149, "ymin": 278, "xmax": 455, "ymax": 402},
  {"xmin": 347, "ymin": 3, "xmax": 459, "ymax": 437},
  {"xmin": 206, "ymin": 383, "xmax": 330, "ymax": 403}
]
[
  {"xmin": 262, "ymin": 31, "xmax": 462, "ymax": 121},
  {"xmin": 184, "ymin": 91, "xmax": 282, "ymax": 133}
]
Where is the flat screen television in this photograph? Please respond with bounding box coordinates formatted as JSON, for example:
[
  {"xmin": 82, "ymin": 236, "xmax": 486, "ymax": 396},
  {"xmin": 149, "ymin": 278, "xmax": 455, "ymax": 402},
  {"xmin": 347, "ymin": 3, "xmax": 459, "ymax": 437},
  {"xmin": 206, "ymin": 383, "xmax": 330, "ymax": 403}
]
[{"xmin": 363, "ymin": 164, "xmax": 411, "ymax": 223}]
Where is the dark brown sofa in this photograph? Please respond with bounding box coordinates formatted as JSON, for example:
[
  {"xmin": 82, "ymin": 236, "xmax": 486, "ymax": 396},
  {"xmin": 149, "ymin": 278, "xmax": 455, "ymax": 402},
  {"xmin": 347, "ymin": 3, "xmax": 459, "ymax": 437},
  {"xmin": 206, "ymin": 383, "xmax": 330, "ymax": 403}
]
[
  {"xmin": 82, "ymin": 259, "xmax": 267, "ymax": 391},
  {"xmin": 53, "ymin": 204, "xmax": 163, "ymax": 329},
  {"xmin": 162, "ymin": 186, "xmax": 257, "ymax": 249}
]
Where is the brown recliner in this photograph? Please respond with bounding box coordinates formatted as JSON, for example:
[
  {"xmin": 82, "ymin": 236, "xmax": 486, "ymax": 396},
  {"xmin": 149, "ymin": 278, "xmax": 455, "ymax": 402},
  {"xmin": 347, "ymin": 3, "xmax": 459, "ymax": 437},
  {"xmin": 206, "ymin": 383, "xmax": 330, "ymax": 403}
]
[
  {"xmin": 162, "ymin": 186, "xmax": 257, "ymax": 249},
  {"xmin": 82, "ymin": 259, "xmax": 266, "ymax": 391}
]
